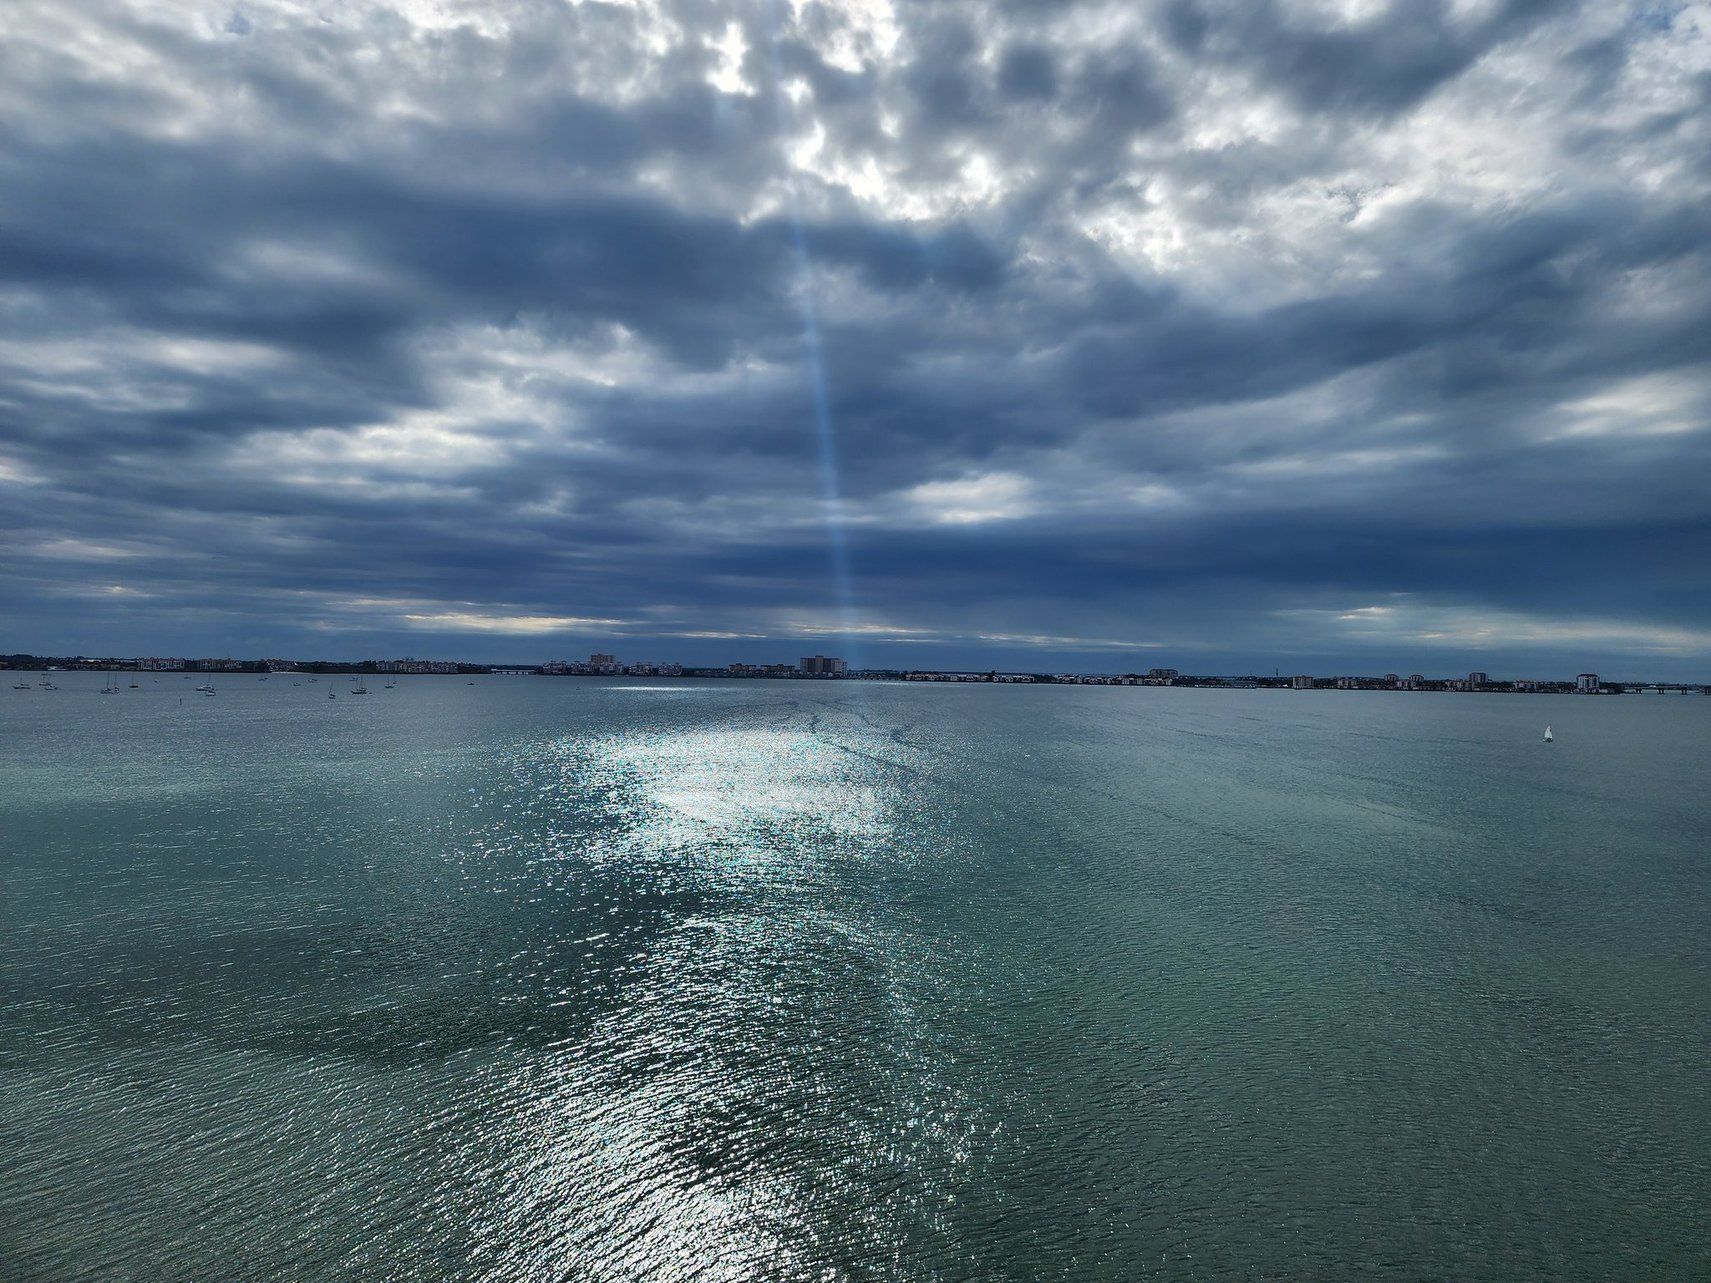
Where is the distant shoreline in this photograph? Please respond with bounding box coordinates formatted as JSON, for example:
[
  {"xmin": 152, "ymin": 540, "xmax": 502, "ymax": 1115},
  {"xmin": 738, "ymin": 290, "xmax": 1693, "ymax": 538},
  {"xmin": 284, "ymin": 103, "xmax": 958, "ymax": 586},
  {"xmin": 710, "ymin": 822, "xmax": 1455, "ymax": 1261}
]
[{"xmin": 6, "ymin": 654, "xmax": 1706, "ymax": 694}]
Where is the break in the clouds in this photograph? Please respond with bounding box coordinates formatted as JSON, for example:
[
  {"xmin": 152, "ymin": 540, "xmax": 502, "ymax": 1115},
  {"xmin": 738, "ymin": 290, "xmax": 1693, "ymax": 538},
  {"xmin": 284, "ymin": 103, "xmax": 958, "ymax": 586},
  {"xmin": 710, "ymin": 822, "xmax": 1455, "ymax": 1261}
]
[{"xmin": 1, "ymin": 0, "xmax": 1709, "ymax": 675}]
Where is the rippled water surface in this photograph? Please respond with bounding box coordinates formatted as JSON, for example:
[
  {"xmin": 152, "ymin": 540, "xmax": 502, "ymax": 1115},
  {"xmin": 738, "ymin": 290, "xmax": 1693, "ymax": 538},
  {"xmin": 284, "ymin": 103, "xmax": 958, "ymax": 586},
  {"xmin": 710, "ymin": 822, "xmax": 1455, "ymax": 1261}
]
[{"xmin": 2, "ymin": 676, "xmax": 1708, "ymax": 1280}]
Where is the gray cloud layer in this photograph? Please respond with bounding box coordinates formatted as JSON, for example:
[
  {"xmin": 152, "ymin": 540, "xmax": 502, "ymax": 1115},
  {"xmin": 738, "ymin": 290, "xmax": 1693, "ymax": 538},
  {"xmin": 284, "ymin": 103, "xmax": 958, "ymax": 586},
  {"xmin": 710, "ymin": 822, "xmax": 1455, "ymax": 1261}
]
[{"xmin": 2, "ymin": 0, "xmax": 1708, "ymax": 674}]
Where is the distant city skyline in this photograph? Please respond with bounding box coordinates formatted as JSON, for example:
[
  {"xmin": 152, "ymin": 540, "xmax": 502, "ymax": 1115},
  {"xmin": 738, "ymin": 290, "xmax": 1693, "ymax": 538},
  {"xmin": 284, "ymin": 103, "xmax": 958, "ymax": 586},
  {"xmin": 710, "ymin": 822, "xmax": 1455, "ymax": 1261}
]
[
  {"xmin": 1, "ymin": 3, "xmax": 1707, "ymax": 676},
  {"xmin": 7, "ymin": 646, "xmax": 1707, "ymax": 690},
  {"xmin": 9, "ymin": 628, "xmax": 1711, "ymax": 685}
]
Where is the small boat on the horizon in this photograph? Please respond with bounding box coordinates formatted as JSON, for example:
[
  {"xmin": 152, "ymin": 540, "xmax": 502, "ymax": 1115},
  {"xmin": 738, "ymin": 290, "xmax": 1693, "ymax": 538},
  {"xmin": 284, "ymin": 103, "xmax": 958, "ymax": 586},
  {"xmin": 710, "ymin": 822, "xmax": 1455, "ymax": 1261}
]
[{"xmin": 1543, "ymin": 725, "xmax": 1553, "ymax": 742}]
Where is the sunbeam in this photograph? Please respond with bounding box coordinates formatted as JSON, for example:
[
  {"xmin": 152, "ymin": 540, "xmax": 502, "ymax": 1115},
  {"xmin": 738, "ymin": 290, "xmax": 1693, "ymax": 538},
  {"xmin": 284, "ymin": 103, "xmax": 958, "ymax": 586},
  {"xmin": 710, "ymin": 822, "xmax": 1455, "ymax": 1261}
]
[{"xmin": 769, "ymin": 3, "xmax": 861, "ymax": 669}]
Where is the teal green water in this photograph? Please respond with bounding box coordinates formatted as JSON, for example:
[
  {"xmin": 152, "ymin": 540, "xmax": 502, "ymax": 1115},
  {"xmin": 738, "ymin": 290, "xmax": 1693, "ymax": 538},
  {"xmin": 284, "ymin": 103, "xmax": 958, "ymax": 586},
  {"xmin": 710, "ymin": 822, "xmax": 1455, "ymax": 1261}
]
[{"xmin": 2, "ymin": 675, "xmax": 1707, "ymax": 1280}]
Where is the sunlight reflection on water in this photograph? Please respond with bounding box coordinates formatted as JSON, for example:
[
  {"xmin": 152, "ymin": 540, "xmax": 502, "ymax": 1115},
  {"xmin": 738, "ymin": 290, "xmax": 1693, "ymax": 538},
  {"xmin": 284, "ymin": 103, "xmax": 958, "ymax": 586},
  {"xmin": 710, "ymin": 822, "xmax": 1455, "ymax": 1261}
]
[{"xmin": 458, "ymin": 714, "xmax": 976, "ymax": 1279}]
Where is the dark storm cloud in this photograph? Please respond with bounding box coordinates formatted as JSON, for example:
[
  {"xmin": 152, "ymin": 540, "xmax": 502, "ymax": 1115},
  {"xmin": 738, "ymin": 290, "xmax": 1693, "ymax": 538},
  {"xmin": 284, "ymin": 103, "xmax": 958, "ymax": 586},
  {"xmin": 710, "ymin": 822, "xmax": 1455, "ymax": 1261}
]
[{"xmin": 1, "ymin": 0, "xmax": 1708, "ymax": 676}]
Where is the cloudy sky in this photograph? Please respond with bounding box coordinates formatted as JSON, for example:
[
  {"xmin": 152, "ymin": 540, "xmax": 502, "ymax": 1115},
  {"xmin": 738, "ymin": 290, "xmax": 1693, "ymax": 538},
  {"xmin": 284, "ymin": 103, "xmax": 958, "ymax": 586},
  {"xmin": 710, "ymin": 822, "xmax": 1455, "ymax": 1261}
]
[{"xmin": 2, "ymin": 0, "xmax": 1708, "ymax": 675}]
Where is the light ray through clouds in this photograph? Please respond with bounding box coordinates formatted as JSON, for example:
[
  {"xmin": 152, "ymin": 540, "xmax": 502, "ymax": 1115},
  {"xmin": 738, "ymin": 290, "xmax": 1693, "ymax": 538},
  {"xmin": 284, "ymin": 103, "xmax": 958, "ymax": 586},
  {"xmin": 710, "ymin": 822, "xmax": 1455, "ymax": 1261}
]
[{"xmin": 769, "ymin": 1, "xmax": 861, "ymax": 668}]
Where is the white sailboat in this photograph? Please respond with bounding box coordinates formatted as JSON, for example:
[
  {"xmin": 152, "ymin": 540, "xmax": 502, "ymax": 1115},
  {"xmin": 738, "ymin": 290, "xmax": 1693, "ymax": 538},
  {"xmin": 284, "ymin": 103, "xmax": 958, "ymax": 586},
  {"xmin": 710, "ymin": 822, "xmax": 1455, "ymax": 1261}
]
[{"xmin": 1543, "ymin": 725, "xmax": 1553, "ymax": 742}]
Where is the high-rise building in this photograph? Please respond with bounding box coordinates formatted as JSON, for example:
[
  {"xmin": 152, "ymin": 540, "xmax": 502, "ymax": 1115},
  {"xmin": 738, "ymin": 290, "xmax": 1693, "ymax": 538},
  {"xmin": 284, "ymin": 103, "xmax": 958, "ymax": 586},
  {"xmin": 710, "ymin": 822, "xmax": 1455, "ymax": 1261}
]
[
  {"xmin": 799, "ymin": 655, "xmax": 848, "ymax": 677},
  {"xmin": 1577, "ymin": 672, "xmax": 1599, "ymax": 693}
]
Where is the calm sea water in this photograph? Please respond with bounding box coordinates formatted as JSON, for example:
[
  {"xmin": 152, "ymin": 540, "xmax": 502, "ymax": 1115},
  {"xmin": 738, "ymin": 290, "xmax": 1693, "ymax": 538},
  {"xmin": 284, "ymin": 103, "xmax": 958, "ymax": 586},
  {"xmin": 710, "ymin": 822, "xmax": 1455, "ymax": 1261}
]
[{"xmin": 1, "ymin": 674, "xmax": 1707, "ymax": 1280}]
